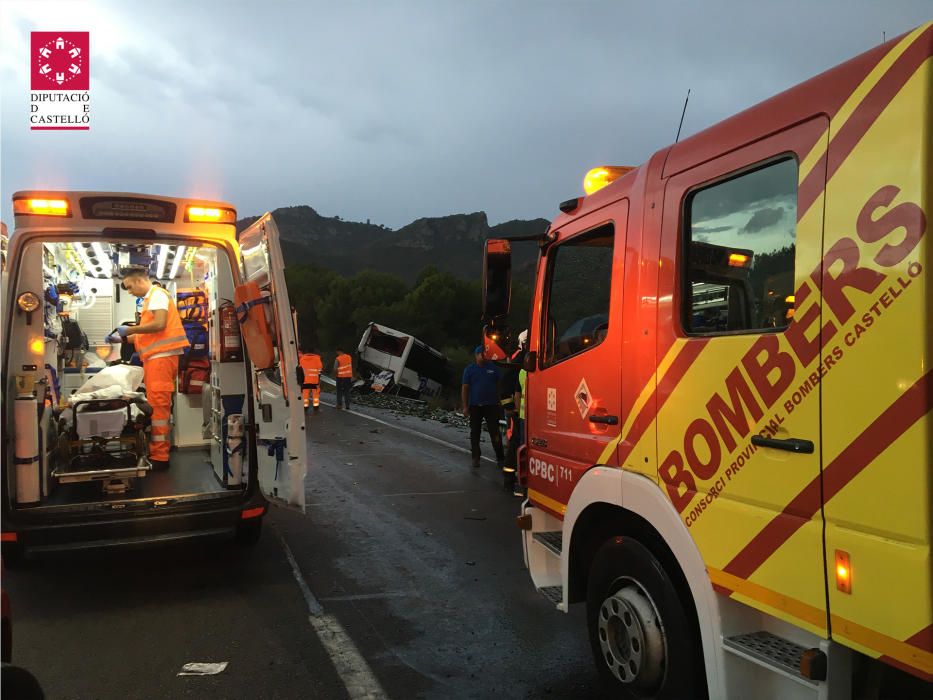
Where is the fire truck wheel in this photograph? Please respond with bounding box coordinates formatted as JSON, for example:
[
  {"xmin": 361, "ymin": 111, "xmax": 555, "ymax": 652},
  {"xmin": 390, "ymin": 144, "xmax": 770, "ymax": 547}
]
[{"xmin": 586, "ymin": 537, "xmax": 701, "ymax": 699}]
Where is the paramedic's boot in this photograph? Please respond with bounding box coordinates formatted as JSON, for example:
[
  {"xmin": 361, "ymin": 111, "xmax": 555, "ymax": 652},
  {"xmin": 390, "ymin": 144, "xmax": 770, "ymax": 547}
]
[
  {"xmin": 471, "ymin": 457, "xmax": 480, "ymax": 468},
  {"xmin": 151, "ymin": 459, "xmax": 170, "ymax": 471}
]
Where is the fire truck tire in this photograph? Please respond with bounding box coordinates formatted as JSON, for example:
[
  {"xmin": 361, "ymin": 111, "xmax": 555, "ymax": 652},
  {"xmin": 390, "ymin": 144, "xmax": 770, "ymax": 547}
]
[{"xmin": 586, "ymin": 536, "xmax": 703, "ymax": 699}]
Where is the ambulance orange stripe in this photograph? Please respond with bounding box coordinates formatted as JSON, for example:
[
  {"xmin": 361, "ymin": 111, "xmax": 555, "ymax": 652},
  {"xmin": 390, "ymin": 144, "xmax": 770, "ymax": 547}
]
[
  {"xmin": 616, "ymin": 338, "xmax": 710, "ymax": 465},
  {"xmin": 797, "ymin": 23, "xmax": 933, "ymax": 217},
  {"xmin": 724, "ymin": 369, "xmax": 933, "ymax": 580}
]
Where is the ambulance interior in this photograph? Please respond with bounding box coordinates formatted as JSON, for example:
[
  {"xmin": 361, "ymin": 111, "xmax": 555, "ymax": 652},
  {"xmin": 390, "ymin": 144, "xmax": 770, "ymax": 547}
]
[{"xmin": 7, "ymin": 238, "xmax": 252, "ymax": 511}]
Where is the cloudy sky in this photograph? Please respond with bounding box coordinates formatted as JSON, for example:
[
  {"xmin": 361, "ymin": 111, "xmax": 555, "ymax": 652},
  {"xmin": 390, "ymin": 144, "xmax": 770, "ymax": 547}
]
[{"xmin": 1, "ymin": 1, "xmax": 930, "ymax": 228}]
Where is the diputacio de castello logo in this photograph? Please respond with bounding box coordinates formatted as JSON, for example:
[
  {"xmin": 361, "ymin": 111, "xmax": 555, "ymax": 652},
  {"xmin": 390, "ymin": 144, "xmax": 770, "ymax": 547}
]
[{"xmin": 30, "ymin": 32, "xmax": 91, "ymax": 130}]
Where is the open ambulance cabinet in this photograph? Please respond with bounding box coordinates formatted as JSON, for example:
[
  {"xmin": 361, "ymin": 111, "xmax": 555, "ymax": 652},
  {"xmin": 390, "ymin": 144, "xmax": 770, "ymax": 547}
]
[{"xmin": 2, "ymin": 198, "xmax": 306, "ymax": 539}]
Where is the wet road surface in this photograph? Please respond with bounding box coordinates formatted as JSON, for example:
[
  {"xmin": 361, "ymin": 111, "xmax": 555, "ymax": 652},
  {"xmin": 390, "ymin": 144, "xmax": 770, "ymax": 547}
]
[{"xmin": 5, "ymin": 402, "xmax": 608, "ymax": 699}]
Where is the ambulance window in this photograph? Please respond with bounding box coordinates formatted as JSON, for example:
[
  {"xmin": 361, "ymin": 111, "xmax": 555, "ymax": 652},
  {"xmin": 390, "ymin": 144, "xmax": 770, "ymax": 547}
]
[
  {"xmin": 542, "ymin": 225, "xmax": 614, "ymax": 366},
  {"xmin": 684, "ymin": 157, "xmax": 797, "ymax": 334}
]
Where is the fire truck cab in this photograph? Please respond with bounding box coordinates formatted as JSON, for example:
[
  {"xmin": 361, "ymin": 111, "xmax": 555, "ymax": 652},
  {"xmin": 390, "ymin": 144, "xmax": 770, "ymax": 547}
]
[
  {"xmin": 2, "ymin": 192, "xmax": 307, "ymax": 561},
  {"xmin": 483, "ymin": 23, "xmax": 932, "ymax": 699}
]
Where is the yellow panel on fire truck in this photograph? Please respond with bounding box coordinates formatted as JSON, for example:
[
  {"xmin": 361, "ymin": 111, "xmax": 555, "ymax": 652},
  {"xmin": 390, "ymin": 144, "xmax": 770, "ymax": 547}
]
[
  {"xmin": 643, "ymin": 24, "xmax": 932, "ymax": 679},
  {"xmin": 817, "ymin": 28, "xmax": 932, "ymax": 673}
]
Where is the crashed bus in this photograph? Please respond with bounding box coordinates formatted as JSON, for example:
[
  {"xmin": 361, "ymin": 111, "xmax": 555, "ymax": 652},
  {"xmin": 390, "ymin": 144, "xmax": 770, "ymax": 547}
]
[{"xmin": 357, "ymin": 322, "xmax": 450, "ymax": 398}]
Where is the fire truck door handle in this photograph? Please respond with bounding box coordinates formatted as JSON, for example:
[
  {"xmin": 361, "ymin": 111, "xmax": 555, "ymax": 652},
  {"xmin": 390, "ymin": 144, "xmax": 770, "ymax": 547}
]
[
  {"xmin": 750, "ymin": 435, "xmax": 814, "ymax": 454},
  {"xmin": 589, "ymin": 415, "xmax": 619, "ymax": 425}
]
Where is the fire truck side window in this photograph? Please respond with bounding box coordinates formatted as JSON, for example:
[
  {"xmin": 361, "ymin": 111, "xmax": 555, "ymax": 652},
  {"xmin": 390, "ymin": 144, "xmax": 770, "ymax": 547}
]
[
  {"xmin": 684, "ymin": 157, "xmax": 798, "ymax": 334},
  {"xmin": 542, "ymin": 226, "xmax": 614, "ymax": 366}
]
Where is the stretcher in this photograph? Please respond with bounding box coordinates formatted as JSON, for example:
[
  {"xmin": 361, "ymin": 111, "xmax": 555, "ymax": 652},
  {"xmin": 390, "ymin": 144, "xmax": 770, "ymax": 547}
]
[{"xmin": 52, "ymin": 396, "xmax": 153, "ymax": 495}]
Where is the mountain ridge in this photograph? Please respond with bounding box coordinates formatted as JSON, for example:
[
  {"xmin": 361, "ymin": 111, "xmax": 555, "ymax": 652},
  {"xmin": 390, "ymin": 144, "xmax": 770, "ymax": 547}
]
[{"xmin": 236, "ymin": 206, "xmax": 547, "ymax": 282}]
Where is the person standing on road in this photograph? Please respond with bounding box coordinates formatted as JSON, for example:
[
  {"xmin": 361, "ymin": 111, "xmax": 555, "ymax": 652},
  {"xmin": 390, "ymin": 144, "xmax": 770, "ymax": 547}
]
[
  {"xmin": 503, "ymin": 330, "xmax": 528, "ymax": 495},
  {"xmin": 110, "ymin": 266, "xmax": 190, "ymax": 470},
  {"xmin": 298, "ymin": 350, "xmax": 323, "ymax": 411},
  {"xmin": 461, "ymin": 345, "xmax": 505, "ymax": 469},
  {"xmin": 334, "ymin": 347, "xmax": 353, "ymax": 410}
]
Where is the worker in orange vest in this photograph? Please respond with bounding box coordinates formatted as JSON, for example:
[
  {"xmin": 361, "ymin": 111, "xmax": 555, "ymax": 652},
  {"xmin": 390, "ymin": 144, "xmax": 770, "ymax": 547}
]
[
  {"xmin": 110, "ymin": 267, "xmax": 190, "ymax": 470},
  {"xmin": 334, "ymin": 347, "xmax": 353, "ymax": 410},
  {"xmin": 298, "ymin": 351, "xmax": 323, "ymax": 411}
]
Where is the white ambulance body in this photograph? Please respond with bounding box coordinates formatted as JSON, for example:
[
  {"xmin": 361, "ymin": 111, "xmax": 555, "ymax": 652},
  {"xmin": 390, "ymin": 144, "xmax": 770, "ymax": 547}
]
[{"xmin": 1, "ymin": 192, "xmax": 307, "ymax": 560}]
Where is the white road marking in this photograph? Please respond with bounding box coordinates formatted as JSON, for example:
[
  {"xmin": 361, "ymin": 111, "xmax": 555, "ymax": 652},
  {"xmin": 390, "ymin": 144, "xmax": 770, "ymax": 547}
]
[
  {"xmin": 379, "ymin": 489, "xmax": 466, "ymax": 498},
  {"xmin": 320, "ymin": 592, "xmax": 412, "ymax": 602},
  {"xmin": 318, "ymin": 400, "xmax": 496, "ymax": 464},
  {"xmin": 178, "ymin": 662, "xmax": 228, "ymax": 676},
  {"xmin": 276, "ymin": 529, "xmax": 388, "ymax": 699}
]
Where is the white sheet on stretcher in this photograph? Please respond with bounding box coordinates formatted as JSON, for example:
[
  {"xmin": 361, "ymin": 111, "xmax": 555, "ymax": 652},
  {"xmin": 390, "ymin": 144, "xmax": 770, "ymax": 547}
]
[
  {"xmin": 68, "ymin": 385, "xmax": 144, "ymax": 405},
  {"xmin": 75, "ymin": 365, "xmax": 144, "ymax": 395}
]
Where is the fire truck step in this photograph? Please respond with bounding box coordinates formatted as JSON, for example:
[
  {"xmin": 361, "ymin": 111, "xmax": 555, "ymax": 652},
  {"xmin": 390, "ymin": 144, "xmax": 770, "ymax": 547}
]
[
  {"xmin": 537, "ymin": 585, "xmax": 563, "ymax": 607},
  {"xmin": 723, "ymin": 631, "xmax": 816, "ymax": 685},
  {"xmin": 532, "ymin": 531, "xmax": 562, "ymax": 556}
]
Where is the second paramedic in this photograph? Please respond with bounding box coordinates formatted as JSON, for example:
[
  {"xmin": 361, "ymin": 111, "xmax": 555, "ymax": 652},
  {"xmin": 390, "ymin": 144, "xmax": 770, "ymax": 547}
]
[
  {"xmin": 334, "ymin": 347, "xmax": 353, "ymax": 410},
  {"xmin": 111, "ymin": 267, "xmax": 190, "ymax": 469},
  {"xmin": 298, "ymin": 350, "xmax": 323, "ymax": 411},
  {"xmin": 461, "ymin": 345, "xmax": 505, "ymax": 469}
]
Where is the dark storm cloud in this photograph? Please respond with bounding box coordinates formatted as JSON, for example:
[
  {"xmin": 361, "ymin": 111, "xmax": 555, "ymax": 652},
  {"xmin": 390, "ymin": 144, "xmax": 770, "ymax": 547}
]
[
  {"xmin": 693, "ymin": 225, "xmax": 733, "ymax": 234},
  {"xmin": 2, "ymin": 1, "xmax": 930, "ymax": 227},
  {"xmin": 743, "ymin": 207, "xmax": 785, "ymax": 233}
]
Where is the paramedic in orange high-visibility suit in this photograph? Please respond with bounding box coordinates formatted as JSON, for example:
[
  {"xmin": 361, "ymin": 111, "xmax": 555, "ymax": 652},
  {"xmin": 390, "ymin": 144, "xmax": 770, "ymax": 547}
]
[
  {"xmin": 298, "ymin": 351, "xmax": 323, "ymax": 412},
  {"xmin": 110, "ymin": 266, "xmax": 190, "ymax": 470},
  {"xmin": 334, "ymin": 347, "xmax": 353, "ymax": 410}
]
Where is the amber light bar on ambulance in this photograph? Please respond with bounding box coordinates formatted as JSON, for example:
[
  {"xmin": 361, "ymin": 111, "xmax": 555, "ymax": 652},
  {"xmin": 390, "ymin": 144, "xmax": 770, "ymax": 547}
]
[
  {"xmin": 13, "ymin": 197, "xmax": 71, "ymax": 217},
  {"xmin": 185, "ymin": 205, "xmax": 237, "ymax": 224}
]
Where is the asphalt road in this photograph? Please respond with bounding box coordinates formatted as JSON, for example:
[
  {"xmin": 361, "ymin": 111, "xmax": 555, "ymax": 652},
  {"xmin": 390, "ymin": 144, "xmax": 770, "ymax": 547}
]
[{"xmin": 4, "ymin": 402, "xmax": 608, "ymax": 699}]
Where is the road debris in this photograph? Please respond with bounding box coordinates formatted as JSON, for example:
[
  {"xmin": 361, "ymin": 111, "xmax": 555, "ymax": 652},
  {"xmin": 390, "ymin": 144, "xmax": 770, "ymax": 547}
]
[{"xmin": 352, "ymin": 392, "xmax": 469, "ymax": 428}]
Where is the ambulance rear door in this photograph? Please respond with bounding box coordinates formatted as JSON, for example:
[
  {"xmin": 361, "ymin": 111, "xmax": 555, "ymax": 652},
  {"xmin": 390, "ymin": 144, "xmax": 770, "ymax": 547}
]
[{"xmin": 237, "ymin": 213, "xmax": 307, "ymax": 511}]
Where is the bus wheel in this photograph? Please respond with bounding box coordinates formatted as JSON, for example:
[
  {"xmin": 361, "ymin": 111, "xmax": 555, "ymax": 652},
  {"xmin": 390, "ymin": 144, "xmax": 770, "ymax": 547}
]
[{"xmin": 586, "ymin": 537, "xmax": 702, "ymax": 699}]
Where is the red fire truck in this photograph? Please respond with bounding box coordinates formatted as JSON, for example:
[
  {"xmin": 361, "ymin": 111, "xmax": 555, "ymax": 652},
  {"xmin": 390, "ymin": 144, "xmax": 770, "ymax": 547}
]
[{"xmin": 482, "ymin": 22, "xmax": 932, "ymax": 699}]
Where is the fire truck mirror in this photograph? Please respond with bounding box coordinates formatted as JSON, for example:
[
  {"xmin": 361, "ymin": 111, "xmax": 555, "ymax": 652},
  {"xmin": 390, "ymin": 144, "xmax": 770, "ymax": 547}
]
[
  {"xmin": 522, "ymin": 350, "xmax": 537, "ymax": 373},
  {"xmin": 483, "ymin": 238, "xmax": 512, "ymax": 323}
]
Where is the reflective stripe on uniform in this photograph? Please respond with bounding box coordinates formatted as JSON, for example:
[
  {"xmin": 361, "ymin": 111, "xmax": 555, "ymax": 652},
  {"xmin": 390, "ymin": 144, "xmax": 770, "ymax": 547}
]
[
  {"xmin": 144, "ymin": 334, "xmax": 189, "ymax": 353},
  {"xmin": 151, "ymin": 419, "xmax": 169, "ymax": 426},
  {"xmin": 151, "ymin": 434, "xmax": 168, "ymax": 441}
]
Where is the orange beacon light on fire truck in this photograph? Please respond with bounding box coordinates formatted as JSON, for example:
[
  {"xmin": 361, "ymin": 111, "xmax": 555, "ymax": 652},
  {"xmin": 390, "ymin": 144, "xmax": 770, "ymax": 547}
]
[{"xmin": 583, "ymin": 166, "xmax": 634, "ymax": 196}]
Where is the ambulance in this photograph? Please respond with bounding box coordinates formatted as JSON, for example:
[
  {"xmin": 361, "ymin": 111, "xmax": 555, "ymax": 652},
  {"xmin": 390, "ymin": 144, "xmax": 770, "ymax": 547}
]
[
  {"xmin": 1, "ymin": 192, "xmax": 307, "ymax": 563},
  {"xmin": 481, "ymin": 23, "xmax": 932, "ymax": 699}
]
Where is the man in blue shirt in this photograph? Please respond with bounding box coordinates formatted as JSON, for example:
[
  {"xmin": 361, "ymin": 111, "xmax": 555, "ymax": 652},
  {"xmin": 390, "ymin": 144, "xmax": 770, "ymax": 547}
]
[{"xmin": 461, "ymin": 345, "xmax": 505, "ymax": 468}]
